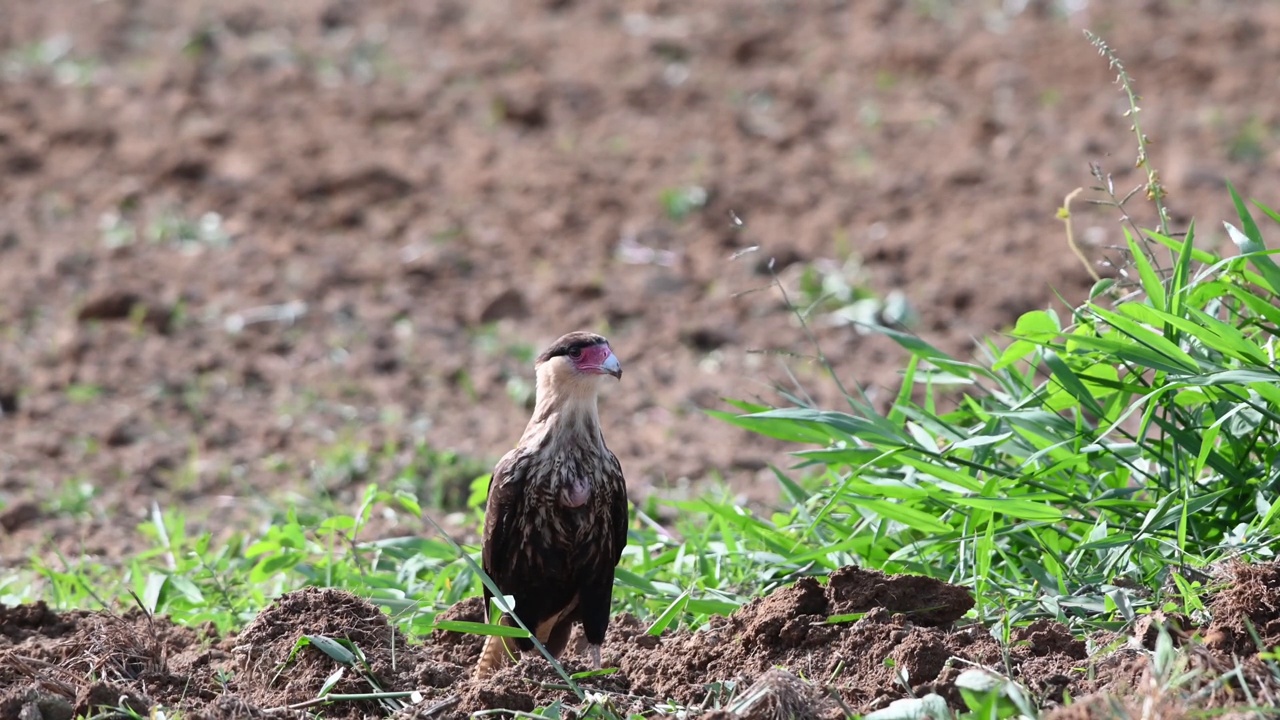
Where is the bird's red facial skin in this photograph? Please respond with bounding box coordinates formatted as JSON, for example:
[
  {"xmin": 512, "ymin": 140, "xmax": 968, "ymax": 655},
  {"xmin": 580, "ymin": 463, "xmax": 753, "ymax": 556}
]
[
  {"xmin": 572, "ymin": 343, "xmax": 614, "ymax": 375},
  {"xmin": 570, "ymin": 340, "xmax": 619, "ymax": 376}
]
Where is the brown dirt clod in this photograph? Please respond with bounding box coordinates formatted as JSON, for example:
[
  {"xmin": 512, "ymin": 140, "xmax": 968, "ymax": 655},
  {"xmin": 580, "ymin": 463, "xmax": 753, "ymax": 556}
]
[
  {"xmin": 232, "ymin": 587, "xmax": 414, "ymax": 718},
  {"xmin": 826, "ymin": 565, "xmax": 976, "ymax": 626},
  {"xmin": 1204, "ymin": 561, "xmax": 1280, "ymax": 656}
]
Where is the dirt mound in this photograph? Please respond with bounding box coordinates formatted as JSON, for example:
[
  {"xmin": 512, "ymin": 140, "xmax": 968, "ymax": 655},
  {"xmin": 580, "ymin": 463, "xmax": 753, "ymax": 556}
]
[
  {"xmin": 7, "ymin": 563, "xmax": 1277, "ymax": 717},
  {"xmin": 1204, "ymin": 561, "xmax": 1280, "ymax": 656},
  {"xmin": 1043, "ymin": 562, "xmax": 1280, "ymax": 717},
  {"xmin": 233, "ymin": 586, "xmax": 415, "ymax": 718},
  {"xmin": 604, "ymin": 568, "xmax": 978, "ymax": 708},
  {"xmin": 0, "ymin": 601, "xmax": 77, "ymax": 644},
  {"xmin": 0, "ymin": 604, "xmax": 228, "ymax": 719}
]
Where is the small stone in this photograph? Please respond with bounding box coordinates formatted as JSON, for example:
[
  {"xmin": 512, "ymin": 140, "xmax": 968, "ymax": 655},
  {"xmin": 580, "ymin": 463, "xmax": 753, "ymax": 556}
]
[
  {"xmin": 0, "ymin": 501, "xmax": 41, "ymax": 533},
  {"xmin": 105, "ymin": 418, "xmax": 143, "ymax": 447},
  {"xmin": 77, "ymin": 291, "xmax": 145, "ymax": 322},
  {"xmin": 75, "ymin": 291, "xmax": 172, "ymax": 332},
  {"xmin": 754, "ymin": 245, "xmax": 804, "ymax": 275},
  {"xmin": 680, "ymin": 325, "xmax": 734, "ymax": 352},
  {"xmin": 478, "ymin": 288, "xmax": 529, "ymax": 324},
  {"xmin": 495, "ymin": 79, "xmax": 549, "ymax": 129}
]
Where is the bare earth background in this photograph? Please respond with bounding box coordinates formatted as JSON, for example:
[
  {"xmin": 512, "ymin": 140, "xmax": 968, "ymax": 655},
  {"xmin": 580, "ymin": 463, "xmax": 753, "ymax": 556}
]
[
  {"xmin": 4, "ymin": 0, "xmax": 1279, "ymax": 562},
  {"xmin": 3, "ymin": 0, "xmax": 1280, "ymax": 717}
]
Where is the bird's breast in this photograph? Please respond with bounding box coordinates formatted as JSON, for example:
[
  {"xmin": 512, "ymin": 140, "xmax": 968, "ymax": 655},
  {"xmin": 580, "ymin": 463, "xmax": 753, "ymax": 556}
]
[
  {"xmin": 560, "ymin": 476, "xmax": 591, "ymax": 508},
  {"xmin": 523, "ymin": 462, "xmax": 608, "ymax": 539}
]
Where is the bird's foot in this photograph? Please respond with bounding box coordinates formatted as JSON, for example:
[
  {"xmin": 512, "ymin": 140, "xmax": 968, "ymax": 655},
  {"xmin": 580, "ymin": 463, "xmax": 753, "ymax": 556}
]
[{"xmin": 589, "ymin": 644, "xmax": 602, "ymax": 669}]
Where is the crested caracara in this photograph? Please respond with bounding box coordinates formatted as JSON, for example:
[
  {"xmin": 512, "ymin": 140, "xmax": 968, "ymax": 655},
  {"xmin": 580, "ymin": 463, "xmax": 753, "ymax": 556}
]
[{"xmin": 474, "ymin": 331, "xmax": 629, "ymax": 679}]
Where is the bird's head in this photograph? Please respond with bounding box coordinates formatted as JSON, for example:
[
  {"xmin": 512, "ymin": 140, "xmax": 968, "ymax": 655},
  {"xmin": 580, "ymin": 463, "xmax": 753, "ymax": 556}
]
[
  {"xmin": 522, "ymin": 333, "xmax": 616, "ymax": 440},
  {"xmin": 535, "ymin": 330, "xmax": 624, "ymax": 397}
]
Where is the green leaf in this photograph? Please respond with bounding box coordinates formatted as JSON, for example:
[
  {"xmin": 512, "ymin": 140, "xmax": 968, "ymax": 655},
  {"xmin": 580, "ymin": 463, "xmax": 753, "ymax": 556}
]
[
  {"xmin": 889, "ymin": 355, "xmax": 920, "ymax": 427},
  {"xmin": 850, "ymin": 497, "xmax": 952, "ymax": 534},
  {"xmin": 1168, "ymin": 220, "xmax": 1196, "ymax": 317},
  {"xmin": 1144, "ymin": 225, "xmax": 1218, "ymax": 266},
  {"xmin": 950, "ymin": 432, "xmax": 1014, "ymax": 450},
  {"xmin": 570, "ymin": 667, "xmax": 620, "ymax": 680},
  {"xmin": 1107, "ymin": 587, "xmax": 1136, "ymax": 623},
  {"xmin": 706, "ymin": 409, "xmax": 841, "ymax": 445},
  {"xmin": 1226, "ymin": 181, "xmax": 1280, "ymax": 294},
  {"xmin": 770, "ymin": 465, "xmax": 810, "ymax": 505},
  {"xmin": 993, "ymin": 339, "xmax": 1037, "ymax": 371},
  {"xmin": 1138, "ymin": 489, "xmax": 1232, "ymax": 535},
  {"xmin": 1252, "ymin": 197, "xmax": 1280, "ymax": 227},
  {"xmin": 168, "ymin": 575, "xmax": 204, "ymax": 604},
  {"xmin": 1042, "ymin": 351, "xmax": 1106, "ymax": 418},
  {"xmin": 142, "ymin": 572, "xmax": 167, "ymax": 614},
  {"xmin": 614, "ymin": 568, "xmax": 659, "ymax": 595},
  {"xmin": 793, "ymin": 446, "xmax": 887, "ymax": 466},
  {"xmin": 863, "ymin": 693, "xmax": 953, "ymax": 720},
  {"xmin": 1089, "ymin": 306, "xmax": 1200, "ymax": 371},
  {"xmin": 897, "ymin": 455, "xmax": 984, "ymax": 492},
  {"xmin": 875, "ymin": 324, "xmax": 952, "ymax": 361},
  {"xmin": 318, "ymin": 666, "xmax": 345, "ymax": 697},
  {"xmin": 1089, "ymin": 277, "xmax": 1116, "ymax": 298},
  {"xmin": 685, "ymin": 598, "xmax": 739, "ymax": 616},
  {"xmin": 721, "ymin": 398, "xmax": 772, "ymax": 414},
  {"xmin": 1064, "ymin": 333, "xmax": 1196, "ymax": 375},
  {"xmin": 955, "ymin": 668, "xmax": 1002, "ymax": 693},
  {"xmin": 394, "ymin": 489, "xmax": 422, "ymax": 517},
  {"xmin": 305, "ymin": 635, "xmax": 357, "ymax": 665},
  {"xmin": 1125, "ymin": 227, "xmax": 1166, "ymax": 311},
  {"xmin": 645, "ymin": 589, "xmax": 690, "ymax": 635},
  {"xmin": 1120, "ymin": 303, "xmax": 1269, "ymax": 366},
  {"xmin": 949, "ymin": 496, "xmax": 1064, "ymax": 521},
  {"xmin": 250, "ymin": 552, "xmax": 302, "ymax": 584},
  {"xmin": 824, "ymin": 612, "xmax": 866, "ymax": 624},
  {"xmin": 433, "ymin": 620, "xmax": 531, "ymax": 638},
  {"xmin": 739, "ymin": 407, "xmax": 907, "ymax": 445},
  {"xmin": 1184, "ymin": 306, "xmax": 1271, "ymax": 365},
  {"xmin": 1225, "ymin": 284, "xmax": 1280, "ymax": 327},
  {"xmin": 319, "ymin": 515, "xmax": 357, "ymax": 533},
  {"xmin": 1011, "ymin": 309, "xmax": 1060, "ymax": 339}
]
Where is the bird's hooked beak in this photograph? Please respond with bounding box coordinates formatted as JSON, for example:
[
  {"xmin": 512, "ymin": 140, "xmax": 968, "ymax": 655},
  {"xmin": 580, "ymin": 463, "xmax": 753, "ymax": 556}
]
[{"xmin": 598, "ymin": 349, "xmax": 622, "ymax": 379}]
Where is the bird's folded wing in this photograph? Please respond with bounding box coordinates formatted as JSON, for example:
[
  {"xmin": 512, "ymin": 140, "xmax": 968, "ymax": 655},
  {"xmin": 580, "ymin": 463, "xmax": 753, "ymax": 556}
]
[
  {"xmin": 481, "ymin": 451, "xmax": 526, "ymax": 612},
  {"xmin": 607, "ymin": 451, "xmax": 629, "ymax": 565}
]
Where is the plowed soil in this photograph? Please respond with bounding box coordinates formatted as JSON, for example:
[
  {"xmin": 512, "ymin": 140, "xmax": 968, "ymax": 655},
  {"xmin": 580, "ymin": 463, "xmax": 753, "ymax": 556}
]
[
  {"xmin": 4, "ymin": 0, "xmax": 1280, "ymax": 563},
  {"xmin": 4, "ymin": 0, "xmax": 1280, "ymax": 716},
  {"xmin": 3, "ymin": 562, "xmax": 1279, "ymax": 718}
]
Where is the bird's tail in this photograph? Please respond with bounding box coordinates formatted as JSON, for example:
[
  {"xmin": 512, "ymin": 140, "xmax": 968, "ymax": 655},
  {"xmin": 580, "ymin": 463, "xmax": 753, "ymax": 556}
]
[{"xmin": 474, "ymin": 618, "xmax": 518, "ymax": 680}]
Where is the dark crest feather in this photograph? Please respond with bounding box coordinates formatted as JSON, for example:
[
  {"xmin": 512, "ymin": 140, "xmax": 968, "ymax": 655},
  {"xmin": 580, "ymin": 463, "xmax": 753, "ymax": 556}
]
[{"xmin": 536, "ymin": 331, "xmax": 607, "ymax": 365}]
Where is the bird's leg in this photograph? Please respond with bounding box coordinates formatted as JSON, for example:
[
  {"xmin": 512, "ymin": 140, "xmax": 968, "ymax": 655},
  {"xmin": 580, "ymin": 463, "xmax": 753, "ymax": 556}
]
[
  {"xmin": 475, "ymin": 631, "xmax": 518, "ymax": 679},
  {"xmin": 589, "ymin": 644, "xmax": 602, "ymax": 669}
]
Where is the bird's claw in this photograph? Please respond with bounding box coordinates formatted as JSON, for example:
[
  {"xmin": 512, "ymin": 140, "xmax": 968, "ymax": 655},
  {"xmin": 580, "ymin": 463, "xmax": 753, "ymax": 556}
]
[{"xmin": 590, "ymin": 644, "xmax": 602, "ymax": 669}]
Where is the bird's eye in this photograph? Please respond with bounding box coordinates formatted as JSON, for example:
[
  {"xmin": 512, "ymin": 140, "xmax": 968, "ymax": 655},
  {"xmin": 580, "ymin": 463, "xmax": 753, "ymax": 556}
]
[{"xmin": 568, "ymin": 346, "xmax": 583, "ymax": 359}]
